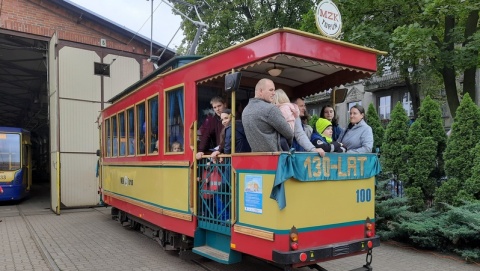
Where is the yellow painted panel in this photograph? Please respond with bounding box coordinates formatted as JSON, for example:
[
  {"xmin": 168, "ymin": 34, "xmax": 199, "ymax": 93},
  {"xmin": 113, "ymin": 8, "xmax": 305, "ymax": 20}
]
[
  {"xmin": 103, "ymin": 166, "xmax": 190, "ymax": 212},
  {"xmin": 238, "ymin": 173, "xmax": 375, "ymax": 230}
]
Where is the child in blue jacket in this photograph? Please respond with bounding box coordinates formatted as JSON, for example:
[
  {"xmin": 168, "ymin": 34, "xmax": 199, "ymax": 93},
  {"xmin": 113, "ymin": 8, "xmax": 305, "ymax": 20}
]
[{"xmin": 310, "ymin": 118, "xmax": 346, "ymax": 153}]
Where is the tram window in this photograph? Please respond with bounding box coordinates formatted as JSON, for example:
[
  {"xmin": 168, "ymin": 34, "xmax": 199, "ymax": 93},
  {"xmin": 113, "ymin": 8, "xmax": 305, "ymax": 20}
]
[
  {"xmin": 166, "ymin": 87, "xmax": 184, "ymax": 153},
  {"xmin": 0, "ymin": 133, "xmax": 21, "ymax": 170},
  {"xmin": 127, "ymin": 108, "xmax": 135, "ymax": 155},
  {"xmin": 119, "ymin": 112, "xmax": 126, "ymax": 156},
  {"xmin": 136, "ymin": 102, "xmax": 146, "ymax": 155},
  {"xmin": 105, "ymin": 118, "xmax": 111, "ymax": 157},
  {"xmin": 147, "ymin": 96, "xmax": 159, "ymax": 154},
  {"xmin": 112, "ymin": 115, "xmax": 118, "ymax": 156}
]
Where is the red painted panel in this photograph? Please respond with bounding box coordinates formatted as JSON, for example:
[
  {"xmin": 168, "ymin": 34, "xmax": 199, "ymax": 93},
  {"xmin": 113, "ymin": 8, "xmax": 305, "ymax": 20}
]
[
  {"xmin": 281, "ymin": 32, "xmax": 378, "ymax": 71},
  {"xmin": 104, "ymin": 195, "xmax": 196, "ymax": 237},
  {"xmin": 231, "ymin": 223, "xmax": 371, "ymax": 261},
  {"xmin": 232, "ymin": 155, "xmax": 279, "ymax": 171}
]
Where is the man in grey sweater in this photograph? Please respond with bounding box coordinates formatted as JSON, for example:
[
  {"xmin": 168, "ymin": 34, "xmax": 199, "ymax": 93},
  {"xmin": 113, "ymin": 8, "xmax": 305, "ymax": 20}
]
[{"xmin": 242, "ymin": 79, "xmax": 294, "ymax": 152}]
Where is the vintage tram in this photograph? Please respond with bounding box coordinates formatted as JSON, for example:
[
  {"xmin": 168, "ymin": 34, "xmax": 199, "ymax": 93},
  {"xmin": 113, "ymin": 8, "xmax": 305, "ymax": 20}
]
[{"xmin": 98, "ymin": 28, "xmax": 385, "ymax": 270}]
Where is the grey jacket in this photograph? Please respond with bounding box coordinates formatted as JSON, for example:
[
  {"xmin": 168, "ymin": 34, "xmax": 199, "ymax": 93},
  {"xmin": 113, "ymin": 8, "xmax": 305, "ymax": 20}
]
[
  {"xmin": 242, "ymin": 98, "xmax": 294, "ymax": 152},
  {"xmin": 294, "ymin": 118, "xmax": 316, "ymax": 151},
  {"xmin": 338, "ymin": 119, "xmax": 373, "ymax": 153}
]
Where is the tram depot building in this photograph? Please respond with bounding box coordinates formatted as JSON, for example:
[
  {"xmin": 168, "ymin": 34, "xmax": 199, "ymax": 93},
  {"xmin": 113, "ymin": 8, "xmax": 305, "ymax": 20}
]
[{"xmin": 0, "ymin": 0, "xmax": 174, "ymax": 212}]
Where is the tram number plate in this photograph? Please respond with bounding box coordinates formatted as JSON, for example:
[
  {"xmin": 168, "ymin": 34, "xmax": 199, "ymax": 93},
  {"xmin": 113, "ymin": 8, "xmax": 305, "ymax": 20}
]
[
  {"xmin": 356, "ymin": 188, "xmax": 372, "ymax": 203},
  {"xmin": 0, "ymin": 175, "xmax": 6, "ymax": 180}
]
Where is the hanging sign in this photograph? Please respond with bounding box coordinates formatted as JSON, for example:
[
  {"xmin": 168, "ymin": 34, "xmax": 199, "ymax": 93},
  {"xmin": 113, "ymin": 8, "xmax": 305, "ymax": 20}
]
[{"xmin": 315, "ymin": 0, "xmax": 342, "ymax": 38}]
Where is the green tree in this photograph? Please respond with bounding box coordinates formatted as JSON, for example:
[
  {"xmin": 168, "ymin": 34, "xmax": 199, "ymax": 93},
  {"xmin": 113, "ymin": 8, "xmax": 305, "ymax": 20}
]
[
  {"xmin": 173, "ymin": 0, "xmax": 314, "ymax": 55},
  {"xmin": 366, "ymin": 103, "xmax": 384, "ymax": 153},
  {"xmin": 308, "ymin": 114, "xmax": 319, "ymax": 129},
  {"xmin": 381, "ymin": 102, "xmax": 409, "ymax": 180},
  {"xmin": 404, "ymin": 128, "xmax": 437, "ymax": 207},
  {"xmin": 412, "ymin": 96, "xmax": 447, "ymax": 177},
  {"xmin": 444, "ymin": 93, "xmax": 480, "ymax": 181},
  {"xmin": 301, "ymin": 0, "xmax": 480, "ymax": 118},
  {"xmin": 402, "ymin": 96, "xmax": 447, "ymax": 207},
  {"xmin": 463, "ymin": 142, "xmax": 480, "ymax": 200}
]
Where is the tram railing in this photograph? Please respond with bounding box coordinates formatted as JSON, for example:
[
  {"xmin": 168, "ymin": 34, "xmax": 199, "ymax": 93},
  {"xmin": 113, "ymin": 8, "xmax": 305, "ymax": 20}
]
[{"xmin": 197, "ymin": 156, "xmax": 232, "ymax": 235}]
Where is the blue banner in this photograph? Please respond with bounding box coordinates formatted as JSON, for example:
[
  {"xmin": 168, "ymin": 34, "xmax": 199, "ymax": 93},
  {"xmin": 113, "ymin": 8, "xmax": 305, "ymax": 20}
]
[{"xmin": 270, "ymin": 151, "xmax": 381, "ymax": 210}]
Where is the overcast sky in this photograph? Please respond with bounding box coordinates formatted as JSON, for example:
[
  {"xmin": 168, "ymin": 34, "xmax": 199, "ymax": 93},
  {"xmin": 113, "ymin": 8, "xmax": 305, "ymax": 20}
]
[{"xmin": 68, "ymin": 0, "xmax": 185, "ymax": 49}]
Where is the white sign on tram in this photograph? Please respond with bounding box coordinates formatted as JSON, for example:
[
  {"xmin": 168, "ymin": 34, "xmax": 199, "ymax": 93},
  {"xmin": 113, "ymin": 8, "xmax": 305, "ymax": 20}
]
[{"xmin": 315, "ymin": 0, "xmax": 342, "ymax": 38}]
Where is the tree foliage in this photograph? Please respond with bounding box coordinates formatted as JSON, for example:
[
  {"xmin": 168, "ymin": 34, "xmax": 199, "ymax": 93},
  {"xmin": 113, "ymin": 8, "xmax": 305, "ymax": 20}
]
[
  {"xmin": 366, "ymin": 103, "xmax": 384, "ymax": 153},
  {"xmin": 381, "ymin": 102, "xmax": 409, "ymax": 178},
  {"xmin": 301, "ymin": 0, "xmax": 480, "ymax": 118},
  {"xmin": 308, "ymin": 114, "xmax": 319, "ymax": 129},
  {"xmin": 410, "ymin": 96, "xmax": 447, "ymax": 177},
  {"xmin": 403, "ymin": 132, "xmax": 437, "ymax": 207},
  {"xmin": 401, "ymin": 96, "xmax": 447, "ymax": 206},
  {"xmin": 375, "ymin": 198, "xmax": 480, "ymax": 260},
  {"xmin": 464, "ymin": 142, "xmax": 480, "ymax": 200},
  {"xmin": 444, "ymin": 93, "xmax": 480, "ymax": 181},
  {"xmin": 172, "ymin": 0, "xmax": 314, "ymax": 55}
]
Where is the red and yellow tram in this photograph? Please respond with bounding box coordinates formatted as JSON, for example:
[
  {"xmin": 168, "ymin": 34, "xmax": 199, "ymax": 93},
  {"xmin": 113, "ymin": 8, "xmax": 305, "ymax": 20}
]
[{"xmin": 99, "ymin": 28, "xmax": 385, "ymax": 270}]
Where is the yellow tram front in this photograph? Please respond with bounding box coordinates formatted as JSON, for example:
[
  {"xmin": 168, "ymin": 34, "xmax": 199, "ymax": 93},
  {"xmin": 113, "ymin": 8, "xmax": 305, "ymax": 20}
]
[{"xmin": 0, "ymin": 127, "xmax": 32, "ymax": 201}]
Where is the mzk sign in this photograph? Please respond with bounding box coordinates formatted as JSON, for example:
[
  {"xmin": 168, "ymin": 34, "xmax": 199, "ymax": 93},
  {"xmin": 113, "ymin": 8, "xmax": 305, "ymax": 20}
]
[{"xmin": 315, "ymin": 0, "xmax": 342, "ymax": 38}]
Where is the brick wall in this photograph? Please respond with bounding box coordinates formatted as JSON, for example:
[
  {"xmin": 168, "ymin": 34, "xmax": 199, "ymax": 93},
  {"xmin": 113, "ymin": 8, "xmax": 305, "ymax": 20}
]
[{"xmin": 0, "ymin": 0, "xmax": 155, "ymax": 75}]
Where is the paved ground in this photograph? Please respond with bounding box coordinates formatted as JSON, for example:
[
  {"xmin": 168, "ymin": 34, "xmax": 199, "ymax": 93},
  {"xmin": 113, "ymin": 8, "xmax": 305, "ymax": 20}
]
[{"xmin": 0, "ymin": 183, "xmax": 478, "ymax": 271}]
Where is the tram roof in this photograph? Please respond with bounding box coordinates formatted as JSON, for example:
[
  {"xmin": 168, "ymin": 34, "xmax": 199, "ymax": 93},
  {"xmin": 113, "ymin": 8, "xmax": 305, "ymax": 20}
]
[
  {"xmin": 108, "ymin": 28, "xmax": 387, "ymax": 103},
  {"xmin": 0, "ymin": 126, "xmax": 30, "ymax": 134}
]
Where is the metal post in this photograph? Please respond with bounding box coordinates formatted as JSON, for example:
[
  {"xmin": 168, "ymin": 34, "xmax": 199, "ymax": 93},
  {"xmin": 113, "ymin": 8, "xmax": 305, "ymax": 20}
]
[{"xmin": 150, "ymin": 0, "xmax": 153, "ymax": 57}]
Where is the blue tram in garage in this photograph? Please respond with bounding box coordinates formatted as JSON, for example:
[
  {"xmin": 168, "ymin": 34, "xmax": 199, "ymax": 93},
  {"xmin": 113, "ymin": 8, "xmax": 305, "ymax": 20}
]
[{"xmin": 0, "ymin": 127, "xmax": 32, "ymax": 201}]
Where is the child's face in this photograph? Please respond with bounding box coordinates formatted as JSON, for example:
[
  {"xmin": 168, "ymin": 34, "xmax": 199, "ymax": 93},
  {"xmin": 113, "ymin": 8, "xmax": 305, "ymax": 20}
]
[
  {"xmin": 322, "ymin": 126, "xmax": 333, "ymax": 137},
  {"xmin": 323, "ymin": 107, "xmax": 335, "ymax": 121},
  {"xmin": 172, "ymin": 144, "xmax": 181, "ymax": 152},
  {"xmin": 220, "ymin": 113, "xmax": 231, "ymax": 127}
]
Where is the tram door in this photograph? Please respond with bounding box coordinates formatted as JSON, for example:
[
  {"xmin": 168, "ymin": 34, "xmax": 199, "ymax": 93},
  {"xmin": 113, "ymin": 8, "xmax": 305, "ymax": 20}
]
[
  {"xmin": 48, "ymin": 32, "xmax": 61, "ymax": 214},
  {"xmin": 197, "ymin": 157, "xmax": 232, "ymax": 235}
]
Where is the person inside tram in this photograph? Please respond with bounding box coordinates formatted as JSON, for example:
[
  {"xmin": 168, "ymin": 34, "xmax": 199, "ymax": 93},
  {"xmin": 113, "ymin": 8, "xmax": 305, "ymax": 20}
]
[
  {"xmin": 273, "ymin": 89, "xmax": 299, "ymax": 151},
  {"xmin": 294, "ymin": 97, "xmax": 314, "ymax": 140},
  {"xmin": 242, "ymin": 79, "xmax": 294, "ymax": 152},
  {"xmin": 210, "ymin": 108, "xmax": 251, "ymax": 160},
  {"xmin": 320, "ymin": 104, "xmax": 344, "ymax": 141},
  {"xmin": 310, "ymin": 118, "xmax": 346, "ymax": 153},
  {"xmin": 171, "ymin": 141, "xmax": 182, "ymax": 152},
  {"xmin": 338, "ymin": 104, "xmax": 373, "ymax": 153},
  {"xmin": 195, "ymin": 96, "xmax": 227, "ymax": 160},
  {"xmin": 271, "ymin": 90, "xmax": 325, "ymax": 156},
  {"xmin": 300, "ymin": 115, "xmax": 313, "ymax": 139}
]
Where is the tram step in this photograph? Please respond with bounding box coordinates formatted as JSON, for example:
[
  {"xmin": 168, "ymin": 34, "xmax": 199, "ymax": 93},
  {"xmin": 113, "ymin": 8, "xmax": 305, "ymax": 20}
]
[
  {"xmin": 193, "ymin": 228, "xmax": 242, "ymax": 264},
  {"xmin": 193, "ymin": 245, "xmax": 230, "ymax": 263}
]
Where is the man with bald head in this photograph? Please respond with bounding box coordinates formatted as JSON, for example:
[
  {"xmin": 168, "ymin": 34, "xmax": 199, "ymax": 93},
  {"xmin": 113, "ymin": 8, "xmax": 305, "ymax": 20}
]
[{"xmin": 242, "ymin": 78, "xmax": 294, "ymax": 152}]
